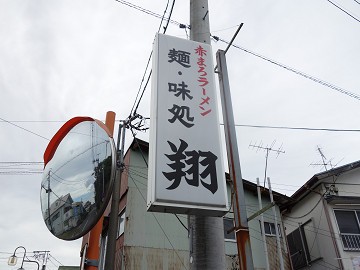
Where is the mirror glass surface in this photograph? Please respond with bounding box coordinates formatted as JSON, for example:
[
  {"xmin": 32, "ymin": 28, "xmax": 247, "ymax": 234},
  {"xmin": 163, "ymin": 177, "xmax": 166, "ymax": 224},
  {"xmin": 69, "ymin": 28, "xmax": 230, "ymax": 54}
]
[{"xmin": 40, "ymin": 120, "xmax": 116, "ymax": 240}]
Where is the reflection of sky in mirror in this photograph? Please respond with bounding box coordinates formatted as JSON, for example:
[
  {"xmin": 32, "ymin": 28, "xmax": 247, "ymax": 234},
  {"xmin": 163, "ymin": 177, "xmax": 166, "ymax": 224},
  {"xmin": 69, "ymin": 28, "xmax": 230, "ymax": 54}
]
[{"xmin": 40, "ymin": 121, "xmax": 113, "ymax": 216}]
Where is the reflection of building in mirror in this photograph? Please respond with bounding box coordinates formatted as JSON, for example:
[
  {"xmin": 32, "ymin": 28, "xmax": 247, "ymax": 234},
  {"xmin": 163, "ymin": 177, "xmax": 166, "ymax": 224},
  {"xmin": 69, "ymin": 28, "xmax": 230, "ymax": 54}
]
[
  {"xmin": 40, "ymin": 117, "xmax": 117, "ymax": 240},
  {"xmin": 44, "ymin": 193, "xmax": 86, "ymax": 237},
  {"xmin": 93, "ymin": 155, "xmax": 113, "ymax": 209}
]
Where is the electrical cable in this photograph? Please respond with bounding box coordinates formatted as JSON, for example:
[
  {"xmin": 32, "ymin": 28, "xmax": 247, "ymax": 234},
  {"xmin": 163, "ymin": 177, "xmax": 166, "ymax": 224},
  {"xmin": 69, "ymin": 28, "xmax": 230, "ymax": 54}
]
[
  {"xmin": 126, "ymin": 169, "xmax": 189, "ymax": 270},
  {"xmin": 124, "ymin": 134, "xmax": 360, "ymax": 236},
  {"xmin": 157, "ymin": 0, "xmax": 170, "ymax": 33},
  {"xmin": 130, "ymin": 0, "xmax": 176, "ymax": 117},
  {"xmin": 247, "ymin": 212, "xmax": 342, "ymax": 269},
  {"xmin": 0, "ymin": 120, "xmax": 64, "ymax": 123},
  {"xmin": 132, "ymin": 69, "xmax": 152, "ymax": 116},
  {"xmin": 114, "ymin": 0, "xmax": 189, "ymax": 29},
  {"xmin": 175, "ymin": 213, "xmax": 189, "ymax": 232},
  {"xmin": 126, "ymin": 117, "xmax": 360, "ymax": 132},
  {"xmin": 129, "ymin": 128, "xmax": 148, "ymax": 167},
  {"xmin": 325, "ymin": 0, "xmax": 360, "ymax": 23},
  {"xmin": 283, "ymin": 195, "xmax": 324, "ymax": 219},
  {"xmin": 177, "ymin": 200, "xmax": 341, "ymax": 267},
  {"xmin": 212, "ymin": 24, "xmax": 242, "ymax": 33},
  {"xmin": 123, "ymin": 170, "xmax": 147, "ymax": 187},
  {"xmin": 48, "ymin": 254, "xmax": 63, "ymax": 266},
  {"xmin": 213, "ymin": 36, "xmax": 360, "ymax": 101},
  {"xmin": 0, "ymin": 162, "xmax": 43, "ymax": 169},
  {"xmin": 127, "ymin": 132, "xmax": 191, "ymax": 234},
  {"xmin": 0, "ymin": 117, "xmax": 50, "ymax": 141},
  {"xmin": 160, "ymin": 0, "xmax": 176, "ymax": 34},
  {"xmin": 247, "ymin": 203, "xmax": 353, "ymax": 242},
  {"xmin": 308, "ymin": 203, "xmax": 324, "ymax": 258},
  {"xmin": 0, "ymin": 171, "xmax": 42, "ymax": 175},
  {"xmin": 124, "ymin": 138, "xmax": 318, "ymax": 264},
  {"xmin": 47, "ymin": 257, "xmax": 60, "ymax": 268},
  {"xmin": 130, "ymin": 52, "xmax": 153, "ymax": 116},
  {"xmin": 227, "ymin": 123, "xmax": 360, "ymax": 132}
]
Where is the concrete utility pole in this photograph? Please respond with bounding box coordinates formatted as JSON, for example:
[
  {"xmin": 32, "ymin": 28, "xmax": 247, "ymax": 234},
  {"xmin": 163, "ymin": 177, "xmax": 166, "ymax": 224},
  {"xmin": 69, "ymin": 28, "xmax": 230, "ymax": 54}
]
[{"xmin": 188, "ymin": 1, "xmax": 225, "ymax": 269}]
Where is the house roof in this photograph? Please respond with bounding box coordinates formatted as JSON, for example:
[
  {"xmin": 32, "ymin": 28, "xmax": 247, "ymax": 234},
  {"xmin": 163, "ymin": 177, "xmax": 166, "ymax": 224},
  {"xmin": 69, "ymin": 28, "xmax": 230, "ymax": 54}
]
[
  {"xmin": 128, "ymin": 138, "xmax": 292, "ymax": 206},
  {"xmin": 290, "ymin": 160, "xmax": 360, "ymax": 202}
]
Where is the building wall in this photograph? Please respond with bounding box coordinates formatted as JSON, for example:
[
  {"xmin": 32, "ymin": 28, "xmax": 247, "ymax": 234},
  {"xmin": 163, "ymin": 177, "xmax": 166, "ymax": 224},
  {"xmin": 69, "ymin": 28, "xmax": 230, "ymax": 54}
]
[
  {"xmin": 284, "ymin": 167, "xmax": 360, "ymax": 270},
  {"xmin": 324, "ymin": 167, "xmax": 360, "ymax": 270},
  {"xmin": 245, "ymin": 186, "xmax": 291, "ymax": 270},
  {"xmin": 118, "ymin": 144, "xmax": 290, "ymax": 270},
  {"xmin": 283, "ymin": 183, "xmax": 340, "ymax": 270},
  {"xmin": 122, "ymin": 145, "xmax": 190, "ymax": 269}
]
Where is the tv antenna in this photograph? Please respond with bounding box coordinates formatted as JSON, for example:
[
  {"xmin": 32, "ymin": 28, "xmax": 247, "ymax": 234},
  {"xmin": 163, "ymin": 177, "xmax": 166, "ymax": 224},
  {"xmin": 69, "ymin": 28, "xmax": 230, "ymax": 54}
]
[
  {"xmin": 310, "ymin": 145, "xmax": 343, "ymax": 172},
  {"xmin": 249, "ymin": 140, "xmax": 285, "ymax": 186}
]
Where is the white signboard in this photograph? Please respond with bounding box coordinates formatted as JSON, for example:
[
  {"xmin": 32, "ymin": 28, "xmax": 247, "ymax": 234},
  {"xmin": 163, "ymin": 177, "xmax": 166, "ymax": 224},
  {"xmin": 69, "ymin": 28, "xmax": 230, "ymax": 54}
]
[{"xmin": 147, "ymin": 33, "xmax": 228, "ymax": 216}]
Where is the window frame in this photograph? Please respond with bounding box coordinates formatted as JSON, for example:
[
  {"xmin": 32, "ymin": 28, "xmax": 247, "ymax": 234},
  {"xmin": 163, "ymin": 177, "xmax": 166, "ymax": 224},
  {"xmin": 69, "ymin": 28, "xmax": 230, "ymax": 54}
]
[
  {"xmin": 260, "ymin": 221, "xmax": 282, "ymax": 237},
  {"xmin": 117, "ymin": 209, "xmax": 126, "ymax": 238},
  {"xmin": 51, "ymin": 212, "xmax": 60, "ymax": 223},
  {"xmin": 334, "ymin": 208, "xmax": 360, "ymax": 251},
  {"xmin": 287, "ymin": 218, "xmax": 321, "ymax": 269}
]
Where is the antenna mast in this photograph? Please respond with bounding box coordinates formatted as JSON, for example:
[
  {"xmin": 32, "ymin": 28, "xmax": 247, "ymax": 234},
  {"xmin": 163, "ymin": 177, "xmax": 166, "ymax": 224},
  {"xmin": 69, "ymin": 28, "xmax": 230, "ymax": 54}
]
[{"xmin": 249, "ymin": 140, "xmax": 285, "ymax": 186}]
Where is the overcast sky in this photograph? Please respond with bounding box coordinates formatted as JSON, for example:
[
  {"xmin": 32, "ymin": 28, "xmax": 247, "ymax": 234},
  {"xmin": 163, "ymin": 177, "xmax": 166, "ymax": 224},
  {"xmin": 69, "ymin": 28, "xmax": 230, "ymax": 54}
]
[{"xmin": 1, "ymin": 0, "xmax": 359, "ymax": 268}]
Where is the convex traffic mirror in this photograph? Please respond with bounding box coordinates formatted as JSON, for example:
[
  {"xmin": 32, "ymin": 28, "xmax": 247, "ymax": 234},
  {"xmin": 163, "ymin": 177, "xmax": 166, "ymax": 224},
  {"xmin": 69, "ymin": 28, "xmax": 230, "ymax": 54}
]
[{"xmin": 40, "ymin": 117, "xmax": 116, "ymax": 240}]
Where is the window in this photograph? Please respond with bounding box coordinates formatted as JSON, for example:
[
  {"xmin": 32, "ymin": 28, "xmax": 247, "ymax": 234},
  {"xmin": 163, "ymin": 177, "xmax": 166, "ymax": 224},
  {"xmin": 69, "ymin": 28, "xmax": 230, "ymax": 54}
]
[
  {"xmin": 223, "ymin": 217, "xmax": 236, "ymax": 241},
  {"xmin": 287, "ymin": 226, "xmax": 310, "ymax": 270},
  {"xmin": 334, "ymin": 209, "xmax": 360, "ymax": 250},
  {"xmin": 98, "ymin": 233, "xmax": 108, "ymax": 270},
  {"xmin": 64, "ymin": 219, "xmax": 69, "ymax": 227},
  {"xmin": 261, "ymin": 222, "xmax": 281, "ymax": 237},
  {"xmin": 51, "ymin": 212, "xmax": 60, "ymax": 223},
  {"xmin": 117, "ymin": 210, "xmax": 126, "ymax": 237},
  {"xmin": 287, "ymin": 219, "xmax": 321, "ymax": 270}
]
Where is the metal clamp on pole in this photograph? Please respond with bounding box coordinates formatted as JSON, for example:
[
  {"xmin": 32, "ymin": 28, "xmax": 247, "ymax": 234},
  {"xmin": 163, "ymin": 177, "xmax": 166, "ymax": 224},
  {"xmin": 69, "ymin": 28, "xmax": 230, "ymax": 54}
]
[{"xmin": 85, "ymin": 259, "xmax": 99, "ymax": 267}]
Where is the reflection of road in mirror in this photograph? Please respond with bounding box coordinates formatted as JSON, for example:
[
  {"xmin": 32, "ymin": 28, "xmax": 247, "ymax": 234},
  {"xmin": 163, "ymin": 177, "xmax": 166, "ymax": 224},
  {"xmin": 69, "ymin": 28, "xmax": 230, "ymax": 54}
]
[{"xmin": 40, "ymin": 119, "xmax": 116, "ymax": 240}]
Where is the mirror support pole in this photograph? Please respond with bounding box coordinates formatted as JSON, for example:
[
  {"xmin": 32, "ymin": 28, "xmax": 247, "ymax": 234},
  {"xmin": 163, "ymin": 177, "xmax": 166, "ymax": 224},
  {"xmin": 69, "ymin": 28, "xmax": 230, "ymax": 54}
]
[
  {"xmin": 104, "ymin": 122, "xmax": 126, "ymax": 270},
  {"xmin": 86, "ymin": 111, "xmax": 116, "ymax": 270}
]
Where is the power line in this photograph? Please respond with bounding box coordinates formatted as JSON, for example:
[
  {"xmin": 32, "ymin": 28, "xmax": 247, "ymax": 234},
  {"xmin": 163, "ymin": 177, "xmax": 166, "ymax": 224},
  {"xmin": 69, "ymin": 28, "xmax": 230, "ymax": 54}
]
[
  {"xmin": 175, "ymin": 214, "xmax": 189, "ymax": 232},
  {"xmin": 132, "ymin": 69, "xmax": 152, "ymax": 116},
  {"xmin": 0, "ymin": 161, "xmax": 43, "ymax": 164},
  {"xmin": 48, "ymin": 254, "xmax": 63, "ymax": 266},
  {"xmin": 2, "ymin": 118, "xmax": 360, "ymax": 133},
  {"xmin": 126, "ymin": 116, "xmax": 360, "ymax": 132},
  {"xmin": 213, "ymin": 36, "xmax": 360, "ymax": 101},
  {"xmin": 159, "ymin": 0, "xmax": 176, "ymax": 34},
  {"xmin": 0, "ymin": 171, "xmax": 42, "ymax": 175},
  {"xmin": 157, "ymin": 0, "xmax": 171, "ymax": 33},
  {"xmin": 0, "ymin": 120, "xmax": 64, "ymax": 123},
  {"xmin": 114, "ymin": 0, "xmax": 189, "ymax": 29},
  {"xmin": 325, "ymin": 0, "xmax": 360, "ymax": 23},
  {"xmin": 226, "ymin": 123, "xmax": 360, "ymax": 132},
  {"xmin": 129, "ymin": 0, "xmax": 176, "ymax": 117},
  {"xmin": 308, "ymin": 203, "xmax": 324, "ymax": 258},
  {"xmin": 0, "ymin": 117, "xmax": 50, "ymax": 141}
]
